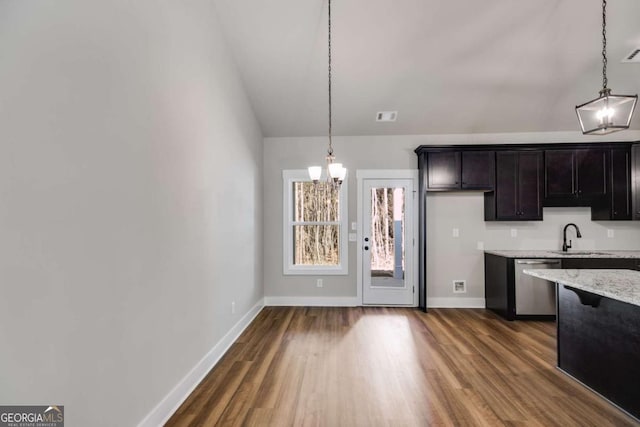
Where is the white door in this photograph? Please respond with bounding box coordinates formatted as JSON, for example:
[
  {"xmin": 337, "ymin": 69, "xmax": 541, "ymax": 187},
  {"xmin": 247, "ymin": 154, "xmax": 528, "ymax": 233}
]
[{"xmin": 362, "ymin": 179, "xmax": 415, "ymax": 305}]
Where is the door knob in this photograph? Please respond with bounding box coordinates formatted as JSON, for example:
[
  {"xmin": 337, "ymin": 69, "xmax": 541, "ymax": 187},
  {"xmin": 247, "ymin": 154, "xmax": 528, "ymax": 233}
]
[
  {"xmin": 364, "ymin": 237, "xmax": 369, "ymax": 242},
  {"xmin": 364, "ymin": 246, "xmax": 369, "ymax": 251}
]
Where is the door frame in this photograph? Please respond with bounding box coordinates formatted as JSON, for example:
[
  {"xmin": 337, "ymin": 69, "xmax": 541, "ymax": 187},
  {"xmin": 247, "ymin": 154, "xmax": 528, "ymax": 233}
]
[{"xmin": 356, "ymin": 170, "xmax": 419, "ymax": 306}]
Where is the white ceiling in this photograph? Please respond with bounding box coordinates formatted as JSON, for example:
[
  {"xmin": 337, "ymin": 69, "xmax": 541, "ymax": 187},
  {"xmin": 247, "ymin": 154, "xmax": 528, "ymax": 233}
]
[{"xmin": 214, "ymin": 0, "xmax": 640, "ymax": 137}]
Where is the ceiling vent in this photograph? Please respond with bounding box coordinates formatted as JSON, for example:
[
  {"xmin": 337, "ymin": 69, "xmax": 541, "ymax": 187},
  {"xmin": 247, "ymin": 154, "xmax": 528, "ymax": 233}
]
[
  {"xmin": 622, "ymin": 48, "xmax": 640, "ymax": 63},
  {"xmin": 376, "ymin": 111, "xmax": 398, "ymax": 122}
]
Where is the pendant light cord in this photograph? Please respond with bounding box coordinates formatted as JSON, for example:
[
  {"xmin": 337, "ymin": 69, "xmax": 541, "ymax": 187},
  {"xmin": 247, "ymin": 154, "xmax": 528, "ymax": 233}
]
[
  {"xmin": 327, "ymin": 0, "xmax": 333, "ymax": 156},
  {"xmin": 601, "ymin": 0, "xmax": 608, "ymax": 90}
]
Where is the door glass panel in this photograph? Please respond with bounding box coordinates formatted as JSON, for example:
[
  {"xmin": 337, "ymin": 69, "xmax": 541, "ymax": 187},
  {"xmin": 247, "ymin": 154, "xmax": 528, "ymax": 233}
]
[{"xmin": 369, "ymin": 187, "xmax": 405, "ymax": 288}]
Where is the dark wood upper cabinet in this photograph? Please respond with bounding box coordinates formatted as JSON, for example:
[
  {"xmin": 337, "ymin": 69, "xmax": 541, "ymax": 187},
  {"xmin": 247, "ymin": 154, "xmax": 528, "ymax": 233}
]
[
  {"xmin": 427, "ymin": 151, "xmax": 460, "ymax": 189},
  {"xmin": 485, "ymin": 151, "xmax": 543, "ymax": 221},
  {"xmin": 427, "ymin": 150, "xmax": 494, "ymax": 191},
  {"xmin": 416, "ymin": 142, "xmax": 637, "ymax": 223},
  {"xmin": 633, "ymin": 144, "xmax": 640, "ymax": 220},
  {"xmin": 545, "ymin": 150, "xmax": 575, "ymax": 198},
  {"xmin": 610, "ymin": 148, "xmax": 632, "ymax": 220},
  {"xmin": 576, "ymin": 149, "xmax": 608, "ymax": 198},
  {"xmin": 544, "ymin": 148, "xmax": 607, "ymax": 205},
  {"xmin": 461, "ymin": 151, "xmax": 495, "ymax": 189}
]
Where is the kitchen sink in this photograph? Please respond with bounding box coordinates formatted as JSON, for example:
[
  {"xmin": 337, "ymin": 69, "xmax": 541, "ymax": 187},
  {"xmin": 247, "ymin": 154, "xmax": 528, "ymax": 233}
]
[{"xmin": 551, "ymin": 251, "xmax": 612, "ymax": 256}]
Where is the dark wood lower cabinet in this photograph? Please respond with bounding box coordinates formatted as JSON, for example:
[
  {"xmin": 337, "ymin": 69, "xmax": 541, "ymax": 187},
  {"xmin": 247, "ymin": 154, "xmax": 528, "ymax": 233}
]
[
  {"xmin": 557, "ymin": 284, "xmax": 640, "ymax": 420},
  {"xmin": 484, "ymin": 253, "xmax": 514, "ymax": 320},
  {"xmin": 485, "ymin": 254, "xmax": 640, "ymax": 321}
]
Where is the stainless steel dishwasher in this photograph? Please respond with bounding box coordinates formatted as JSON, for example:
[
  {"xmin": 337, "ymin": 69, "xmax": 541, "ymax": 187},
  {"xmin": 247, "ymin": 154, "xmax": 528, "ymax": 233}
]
[{"xmin": 514, "ymin": 259, "xmax": 560, "ymax": 315}]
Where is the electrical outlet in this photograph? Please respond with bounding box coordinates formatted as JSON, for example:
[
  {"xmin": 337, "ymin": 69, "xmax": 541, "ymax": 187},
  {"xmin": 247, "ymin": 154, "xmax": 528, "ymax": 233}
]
[
  {"xmin": 452, "ymin": 228, "xmax": 460, "ymax": 238},
  {"xmin": 510, "ymin": 228, "xmax": 518, "ymax": 238},
  {"xmin": 607, "ymin": 229, "xmax": 614, "ymax": 238},
  {"xmin": 477, "ymin": 241, "xmax": 484, "ymax": 250},
  {"xmin": 316, "ymin": 279, "xmax": 323, "ymax": 288},
  {"xmin": 231, "ymin": 301, "xmax": 236, "ymax": 314}
]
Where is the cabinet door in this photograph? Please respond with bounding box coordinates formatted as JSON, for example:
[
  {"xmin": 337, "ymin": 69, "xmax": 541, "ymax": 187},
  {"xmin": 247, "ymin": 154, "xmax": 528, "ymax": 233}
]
[
  {"xmin": 633, "ymin": 145, "xmax": 640, "ymax": 220},
  {"xmin": 610, "ymin": 148, "xmax": 631, "ymax": 220},
  {"xmin": 495, "ymin": 152, "xmax": 519, "ymax": 219},
  {"xmin": 576, "ymin": 149, "xmax": 607, "ymax": 198},
  {"xmin": 461, "ymin": 151, "xmax": 495, "ymax": 190},
  {"xmin": 518, "ymin": 151, "xmax": 543, "ymax": 220},
  {"xmin": 427, "ymin": 151, "xmax": 460, "ymax": 190},
  {"xmin": 545, "ymin": 150, "xmax": 575, "ymax": 198}
]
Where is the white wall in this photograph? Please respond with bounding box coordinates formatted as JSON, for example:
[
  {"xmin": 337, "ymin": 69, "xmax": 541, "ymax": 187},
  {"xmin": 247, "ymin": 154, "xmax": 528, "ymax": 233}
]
[
  {"xmin": 0, "ymin": 1, "xmax": 263, "ymax": 426},
  {"xmin": 264, "ymin": 132, "xmax": 640, "ymax": 304}
]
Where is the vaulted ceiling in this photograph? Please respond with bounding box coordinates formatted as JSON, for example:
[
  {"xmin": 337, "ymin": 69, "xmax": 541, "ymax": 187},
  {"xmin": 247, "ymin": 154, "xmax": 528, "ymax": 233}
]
[{"xmin": 214, "ymin": 0, "xmax": 640, "ymax": 137}]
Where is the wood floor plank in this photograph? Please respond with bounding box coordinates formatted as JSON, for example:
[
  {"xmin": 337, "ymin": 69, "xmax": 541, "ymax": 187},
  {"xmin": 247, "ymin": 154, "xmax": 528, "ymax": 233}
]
[{"xmin": 165, "ymin": 307, "xmax": 639, "ymax": 427}]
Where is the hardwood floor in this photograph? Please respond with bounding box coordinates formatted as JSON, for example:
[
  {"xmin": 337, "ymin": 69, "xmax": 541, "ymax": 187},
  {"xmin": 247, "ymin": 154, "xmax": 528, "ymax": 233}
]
[{"xmin": 166, "ymin": 307, "xmax": 638, "ymax": 426}]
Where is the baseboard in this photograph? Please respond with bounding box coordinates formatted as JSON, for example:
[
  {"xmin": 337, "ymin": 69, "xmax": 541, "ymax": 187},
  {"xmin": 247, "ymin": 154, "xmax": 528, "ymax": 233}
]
[
  {"xmin": 264, "ymin": 296, "xmax": 359, "ymax": 307},
  {"xmin": 137, "ymin": 298, "xmax": 265, "ymax": 427},
  {"xmin": 427, "ymin": 297, "xmax": 486, "ymax": 308}
]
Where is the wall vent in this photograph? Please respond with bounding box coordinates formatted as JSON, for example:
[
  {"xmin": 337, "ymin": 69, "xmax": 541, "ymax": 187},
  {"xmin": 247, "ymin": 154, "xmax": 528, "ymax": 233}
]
[
  {"xmin": 452, "ymin": 280, "xmax": 466, "ymax": 293},
  {"xmin": 622, "ymin": 48, "xmax": 640, "ymax": 63},
  {"xmin": 376, "ymin": 111, "xmax": 397, "ymax": 122}
]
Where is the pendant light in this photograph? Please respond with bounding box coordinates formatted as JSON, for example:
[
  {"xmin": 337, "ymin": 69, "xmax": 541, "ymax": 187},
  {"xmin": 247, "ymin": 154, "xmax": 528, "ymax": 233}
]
[
  {"xmin": 308, "ymin": 0, "xmax": 347, "ymax": 185},
  {"xmin": 575, "ymin": 0, "xmax": 637, "ymax": 135}
]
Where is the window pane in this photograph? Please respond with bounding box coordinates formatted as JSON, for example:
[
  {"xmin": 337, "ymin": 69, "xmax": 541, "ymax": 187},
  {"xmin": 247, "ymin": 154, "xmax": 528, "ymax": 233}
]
[
  {"xmin": 293, "ymin": 225, "xmax": 340, "ymax": 265},
  {"xmin": 292, "ymin": 182, "xmax": 340, "ymax": 222}
]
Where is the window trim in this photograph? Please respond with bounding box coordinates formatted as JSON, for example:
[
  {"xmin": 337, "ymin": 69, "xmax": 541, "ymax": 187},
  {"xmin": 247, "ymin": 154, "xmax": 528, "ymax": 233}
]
[{"xmin": 282, "ymin": 169, "xmax": 349, "ymax": 275}]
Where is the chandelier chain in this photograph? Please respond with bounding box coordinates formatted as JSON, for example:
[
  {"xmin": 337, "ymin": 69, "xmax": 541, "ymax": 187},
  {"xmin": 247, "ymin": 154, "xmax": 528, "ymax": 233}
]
[
  {"xmin": 327, "ymin": 0, "xmax": 333, "ymax": 156},
  {"xmin": 601, "ymin": 0, "xmax": 608, "ymax": 90}
]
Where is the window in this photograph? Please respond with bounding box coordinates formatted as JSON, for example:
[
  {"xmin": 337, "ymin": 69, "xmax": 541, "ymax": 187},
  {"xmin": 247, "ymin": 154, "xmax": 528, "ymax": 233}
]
[{"xmin": 283, "ymin": 170, "xmax": 348, "ymax": 275}]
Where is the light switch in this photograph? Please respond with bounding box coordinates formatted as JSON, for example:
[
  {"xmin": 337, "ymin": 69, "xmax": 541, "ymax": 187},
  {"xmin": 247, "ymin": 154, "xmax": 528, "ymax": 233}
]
[
  {"xmin": 452, "ymin": 228, "xmax": 459, "ymax": 238},
  {"xmin": 607, "ymin": 229, "xmax": 614, "ymax": 238},
  {"xmin": 510, "ymin": 229, "xmax": 518, "ymax": 238},
  {"xmin": 477, "ymin": 241, "xmax": 484, "ymax": 250},
  {"xmin": 351, "ymin": 222, "xmax": 357, "ymax": 231},
  {"xmin": 348, "ymin": 233, "xmax": 357, "ymax": 242}
]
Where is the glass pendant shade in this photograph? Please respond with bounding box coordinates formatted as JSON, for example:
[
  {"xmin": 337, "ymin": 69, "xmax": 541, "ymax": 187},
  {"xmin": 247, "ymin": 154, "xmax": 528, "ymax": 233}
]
[
  {"xmin": 328, "ymin": 162, "xmax": 343, "ymax": 179},
  {"xmin": 576, "ymin": 89, "xmax": 638, "ymax": 135},
  {"xmin": 308, "ymin": 166, "xmax": 322, "ymax": 182}
]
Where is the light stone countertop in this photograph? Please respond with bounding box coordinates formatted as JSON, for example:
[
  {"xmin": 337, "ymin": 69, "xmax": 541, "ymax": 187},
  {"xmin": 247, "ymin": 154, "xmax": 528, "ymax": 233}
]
[
  {"xmin": 485, "ymin": 250, "xmax": 640, "ymax": 259},
  {"xmin": 523, "ymin": 269, "xmax": 640, "ymax": 307}
]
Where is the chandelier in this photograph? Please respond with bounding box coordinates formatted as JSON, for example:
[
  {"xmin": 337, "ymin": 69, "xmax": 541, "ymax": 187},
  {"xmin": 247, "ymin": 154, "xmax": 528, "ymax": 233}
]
[
  {"xmin": 575, "ymin": 0, "xmax": 637, "ymax": 135},
  {"xmin": 308, "ymin": 0, "xmax": 346, "ymax": 186}
]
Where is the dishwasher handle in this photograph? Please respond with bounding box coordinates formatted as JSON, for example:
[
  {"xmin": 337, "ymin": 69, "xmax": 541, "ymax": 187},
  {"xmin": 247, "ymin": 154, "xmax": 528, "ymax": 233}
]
[{"xmin": 516, "ymin": 260, "xmax": 561, "ymax": 265}]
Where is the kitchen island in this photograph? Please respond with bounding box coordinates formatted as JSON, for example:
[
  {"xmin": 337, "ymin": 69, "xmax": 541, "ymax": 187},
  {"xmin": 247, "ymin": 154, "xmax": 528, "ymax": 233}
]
[{"xmin": 523, "ymin": 269, "xmax": 640, "ymax": 421}]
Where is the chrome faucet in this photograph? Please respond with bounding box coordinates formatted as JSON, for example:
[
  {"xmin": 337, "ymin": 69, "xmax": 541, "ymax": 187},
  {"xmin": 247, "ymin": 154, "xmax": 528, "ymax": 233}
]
[{"xmin": 562, "ymin": 223, "xmax": 582, "ymax": 252}]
